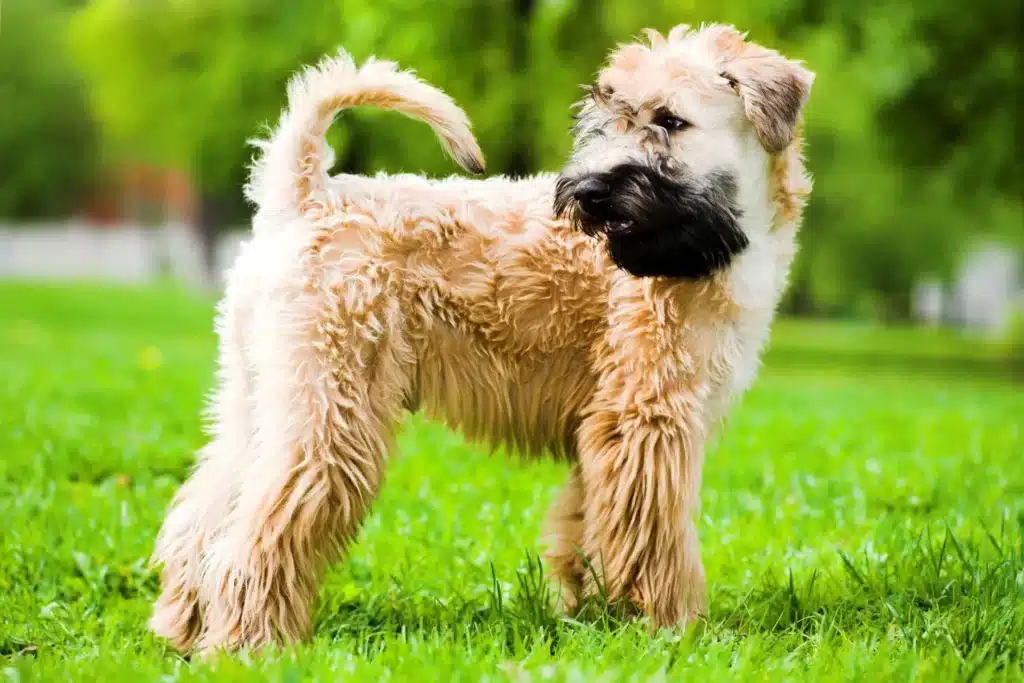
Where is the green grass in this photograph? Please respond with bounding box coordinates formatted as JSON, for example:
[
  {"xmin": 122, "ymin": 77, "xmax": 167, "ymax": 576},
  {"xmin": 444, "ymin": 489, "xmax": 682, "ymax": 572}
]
[{"xmin": 1, "ymin": 280, "xmax": 1022, "ymax": 682}]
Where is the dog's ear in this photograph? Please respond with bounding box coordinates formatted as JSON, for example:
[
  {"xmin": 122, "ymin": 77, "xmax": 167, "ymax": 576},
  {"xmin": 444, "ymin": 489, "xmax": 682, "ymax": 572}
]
[
  {"xmin": 710, "ymin": 28, "xmax": 814, "ymax": 153},
  {"xmin": 726, "ymin": 57, "xmax": 813, "ymax": 153}
]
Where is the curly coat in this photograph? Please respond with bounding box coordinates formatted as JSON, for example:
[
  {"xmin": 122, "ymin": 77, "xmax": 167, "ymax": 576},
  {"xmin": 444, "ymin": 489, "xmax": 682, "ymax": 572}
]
[{"xmin": 149, "ymin": 23, "xmax": 813, "ymax": 654}]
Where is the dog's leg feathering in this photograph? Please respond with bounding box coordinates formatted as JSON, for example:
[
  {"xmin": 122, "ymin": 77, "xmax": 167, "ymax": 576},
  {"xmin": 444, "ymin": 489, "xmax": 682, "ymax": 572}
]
[
  {"xmin": 149, "ymin": 245, "xmax": 260, "ymax": 651},
  {"xmin": 190, "ymin": 237, "xmax": 411, "ymax": 654},
  {"xmin": 542, "ymin": 464, "xmax": 587, "ymax": 614},
  {"xmin": 576, "ymin": 357, "xmax": 708, "ymax": 628}
]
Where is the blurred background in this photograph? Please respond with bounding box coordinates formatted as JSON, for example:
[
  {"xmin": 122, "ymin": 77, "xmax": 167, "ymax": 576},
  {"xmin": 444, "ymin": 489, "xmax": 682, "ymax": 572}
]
[{"xmin": 1, "ymin": 0, "xmax": 1021, "ymax": 344}]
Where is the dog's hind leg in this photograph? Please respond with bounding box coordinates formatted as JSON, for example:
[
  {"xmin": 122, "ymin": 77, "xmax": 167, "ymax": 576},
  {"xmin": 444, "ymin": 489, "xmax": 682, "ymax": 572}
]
[
  {"xmin": 193, "ymin": 240, "xmax": 411, "ymax": 653},
  {"xmin": 150, "ymin": 243, "xmax": 260, "ymax": 651}
]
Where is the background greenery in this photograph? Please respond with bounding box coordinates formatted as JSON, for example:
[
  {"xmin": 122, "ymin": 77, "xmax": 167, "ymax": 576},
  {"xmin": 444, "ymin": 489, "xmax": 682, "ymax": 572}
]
[{"xmin": 2, "ymin": 0, "xmax": 1021, "ymax": 319}]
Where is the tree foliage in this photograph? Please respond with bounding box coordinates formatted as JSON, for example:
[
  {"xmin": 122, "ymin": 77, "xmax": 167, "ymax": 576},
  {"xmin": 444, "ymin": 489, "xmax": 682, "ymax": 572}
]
[
  {"xmin": 0, "ymin": 0, "xmax": 99, "ymax": 219},
  {"xmin": 9, "ymin": 0, "xmax": 1022, "ymax": 317}
]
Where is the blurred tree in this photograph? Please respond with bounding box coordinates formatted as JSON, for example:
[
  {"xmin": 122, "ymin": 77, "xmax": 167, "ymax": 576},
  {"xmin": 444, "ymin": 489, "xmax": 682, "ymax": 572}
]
[
  {"xmin": 50, "ymin": 0, "xmax": 1024, "ymax": 320},
  {"xmin": 878, "ymin": 0, "xmax": 1021, "ymax": 205},
  {"xmin": 67, "ymin": 0, "xmax": 526, "ymax": 220},
  {"xmin": 0, "ymin": 0, "xmax": 100, "ymax": 219},
  {"xmin": 780, "ymin": 0, "xmax": 1021, "ymax": 318}
]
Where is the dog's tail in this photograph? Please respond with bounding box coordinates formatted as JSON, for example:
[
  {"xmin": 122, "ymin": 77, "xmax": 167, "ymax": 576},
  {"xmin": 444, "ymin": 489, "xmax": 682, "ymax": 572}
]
[{"xmin": 245, "ymin": 49, "xmax": 485, "ymax": 222}]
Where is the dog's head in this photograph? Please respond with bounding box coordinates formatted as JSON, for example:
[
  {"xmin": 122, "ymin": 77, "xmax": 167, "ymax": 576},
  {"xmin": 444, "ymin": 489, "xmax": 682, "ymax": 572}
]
[{"xmin": 554, "ymin": 24, "xmax": 814, "ymax": 279}]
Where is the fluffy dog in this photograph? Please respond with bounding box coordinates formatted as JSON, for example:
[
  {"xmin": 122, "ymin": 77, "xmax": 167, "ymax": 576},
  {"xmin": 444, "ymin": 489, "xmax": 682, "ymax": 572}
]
[{"xmin": 150, "ymin": 23, "xmax": 814, "ymax": 653}]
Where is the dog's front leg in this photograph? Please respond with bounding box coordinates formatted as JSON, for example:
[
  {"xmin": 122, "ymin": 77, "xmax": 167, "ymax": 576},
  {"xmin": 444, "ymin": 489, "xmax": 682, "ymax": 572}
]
[
  {"xmin": 542, "ymin": 463, "xmax": 586, "ymax": 614},
  {"xmin": 576, "ymin": 381, "xmax": 708, "ymax": 629}
]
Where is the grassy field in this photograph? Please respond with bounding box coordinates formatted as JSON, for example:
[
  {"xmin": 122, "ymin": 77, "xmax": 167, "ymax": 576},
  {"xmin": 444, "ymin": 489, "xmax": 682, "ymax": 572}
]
[{"xmin": 1, "ymin": 280, "xmax": 1021, "ymax": 682}]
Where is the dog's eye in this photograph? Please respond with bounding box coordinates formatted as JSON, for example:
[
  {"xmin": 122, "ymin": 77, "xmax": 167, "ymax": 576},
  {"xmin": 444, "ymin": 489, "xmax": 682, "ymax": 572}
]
[{"xmin": 652, "ymin": 110, "xmax": 691, "ymax": 132}]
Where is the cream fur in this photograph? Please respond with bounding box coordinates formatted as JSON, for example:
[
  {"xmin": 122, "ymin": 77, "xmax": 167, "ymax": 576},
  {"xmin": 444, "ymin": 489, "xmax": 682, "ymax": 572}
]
[{"xmin": 149, "ymin": 24, "xmax": 813, "ymax": 654}]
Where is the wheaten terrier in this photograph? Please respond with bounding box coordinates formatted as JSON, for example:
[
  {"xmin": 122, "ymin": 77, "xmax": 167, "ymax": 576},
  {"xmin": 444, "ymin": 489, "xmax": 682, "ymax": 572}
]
[{"xmin": 150, "ymin": 23, "xmax": 814, "ymax": 653}]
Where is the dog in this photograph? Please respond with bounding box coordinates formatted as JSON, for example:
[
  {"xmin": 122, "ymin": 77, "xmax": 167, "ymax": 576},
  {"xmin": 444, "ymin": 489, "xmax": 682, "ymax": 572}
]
[{"xmin": 149, "ymin": 23, "xmax": 813, "ymax": 653}]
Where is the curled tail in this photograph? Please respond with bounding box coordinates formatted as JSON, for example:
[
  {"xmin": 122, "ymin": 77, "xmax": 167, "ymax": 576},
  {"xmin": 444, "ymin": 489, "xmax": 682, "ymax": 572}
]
[{"xmin": 246, "ymin": 49, "xmax": 485, "ymax": 222}]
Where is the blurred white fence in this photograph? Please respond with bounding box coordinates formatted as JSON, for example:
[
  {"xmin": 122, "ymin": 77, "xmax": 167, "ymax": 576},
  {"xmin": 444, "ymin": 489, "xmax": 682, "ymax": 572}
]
[
  {"xmin": 0, "ymin": 222, "xmax": 1019, "ymax": 333},
  {"xmin": 912, "ymin": 241, "xmax": 1022, "ymax": 334},
  {"xmin": 0, "ymin": 221, "xmax": 248, "ymax": 290}
]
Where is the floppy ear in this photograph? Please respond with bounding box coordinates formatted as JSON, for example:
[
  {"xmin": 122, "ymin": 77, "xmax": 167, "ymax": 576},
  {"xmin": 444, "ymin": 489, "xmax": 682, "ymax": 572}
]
[{"xmin": 722, "ymin": 50, "xmax": 814, "ymax": 153}]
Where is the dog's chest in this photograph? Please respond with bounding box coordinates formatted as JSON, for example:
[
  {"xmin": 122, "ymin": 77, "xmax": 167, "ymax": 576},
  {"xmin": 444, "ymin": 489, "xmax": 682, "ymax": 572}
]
[{"xmin": 706, "ymin": 237, "xmax": 791, "ymax": 412}]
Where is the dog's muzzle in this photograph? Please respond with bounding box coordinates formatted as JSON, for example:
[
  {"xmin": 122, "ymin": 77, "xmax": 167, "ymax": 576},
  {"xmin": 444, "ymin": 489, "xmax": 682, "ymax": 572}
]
[
  {"xmin": 553, "ymin": 163, "xmax": 749, "ymax": 279},
  {"xmin": 557, "ymin": 174, "xmax": 634, "ymax": 237},
  {"xmin": 572, "ymin": 177, "xmax": 611, "ymax": 209}
]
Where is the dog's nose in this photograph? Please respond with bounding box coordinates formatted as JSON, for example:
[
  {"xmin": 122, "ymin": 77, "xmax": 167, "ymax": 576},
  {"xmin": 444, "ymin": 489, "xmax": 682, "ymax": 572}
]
[{"xmin": 573, "ymin": 178, "xmax": 611, "ymax": 204}]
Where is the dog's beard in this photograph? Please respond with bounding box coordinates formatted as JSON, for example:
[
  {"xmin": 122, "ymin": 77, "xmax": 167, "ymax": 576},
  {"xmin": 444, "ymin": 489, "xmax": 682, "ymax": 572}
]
[{"xmin": 554, "ymin": 163, "xmax": 748, "ymax": 279}]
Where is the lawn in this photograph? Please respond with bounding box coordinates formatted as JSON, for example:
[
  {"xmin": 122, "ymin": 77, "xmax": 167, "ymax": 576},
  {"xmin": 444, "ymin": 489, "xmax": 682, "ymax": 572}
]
[{"xmin": 1, "ymin": 280, "xmax": 1021, "ymax": 682}]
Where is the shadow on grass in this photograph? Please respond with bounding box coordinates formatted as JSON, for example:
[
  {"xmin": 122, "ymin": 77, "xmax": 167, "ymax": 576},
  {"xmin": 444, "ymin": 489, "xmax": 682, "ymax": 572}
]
[
  {"xmin": 312, "ymin": 520, "xmax": 1023, "ymax": 674},
  {"xmin": 315, "ymin": 553, "xmax": 579, "ymax": 658},
  {"xmin": 314, "ymin": 550, "xmax": 665, "ymax": 662}
]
